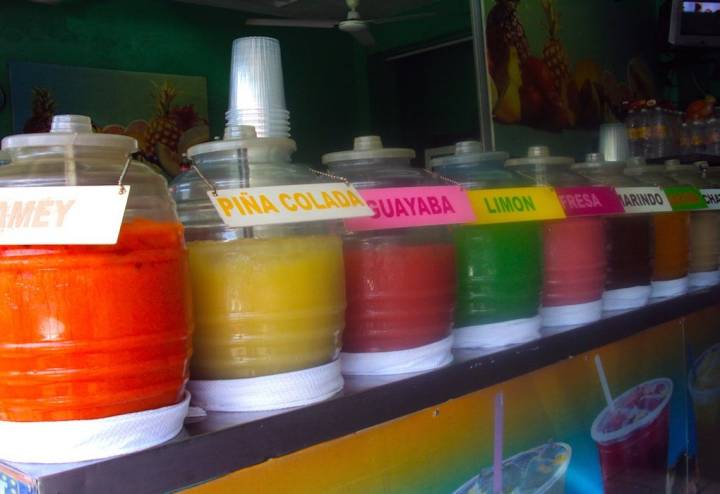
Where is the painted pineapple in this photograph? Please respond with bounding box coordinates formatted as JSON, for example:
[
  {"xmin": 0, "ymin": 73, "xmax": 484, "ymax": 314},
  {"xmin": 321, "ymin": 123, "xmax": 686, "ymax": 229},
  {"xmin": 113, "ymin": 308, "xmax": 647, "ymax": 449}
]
[
  {"xmin": 487, "ymin": 0, "xmax": 529, "ymax": 61},
  {"xmin": 23, "ymin": 88, "xmax": 55, "ymax": 133},
  {"xmin": 486, "ymin": 0, "xmax": 529, "ymax": 96},
  {"xmin": 542, "ymin": 0, "xmax": 570, "ymax": 93},
  {"xmin": 142, "ymin": 82, "xmax": 182, "ymax": 163}
]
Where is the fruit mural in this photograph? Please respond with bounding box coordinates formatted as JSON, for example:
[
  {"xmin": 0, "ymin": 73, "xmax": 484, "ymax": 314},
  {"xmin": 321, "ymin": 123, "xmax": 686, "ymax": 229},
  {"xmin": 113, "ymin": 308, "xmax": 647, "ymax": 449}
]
[
  {"xmin": 485, "ymin": 0, "xmax": 657, "ymax": 132},
  {"xmin": 11, "ymin": 62, "xmax": 210, "ymax": 178},
  {"xmin": 101, "ymin": 82, "xmax": 208, "ymax": 177}
]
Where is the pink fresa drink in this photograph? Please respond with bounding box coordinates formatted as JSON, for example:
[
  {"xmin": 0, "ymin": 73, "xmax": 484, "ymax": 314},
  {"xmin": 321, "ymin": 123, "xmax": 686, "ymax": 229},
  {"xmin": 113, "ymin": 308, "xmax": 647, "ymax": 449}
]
[
  {"xmin": 591, "ymin": 378, "xmax": 673, "ymax": 493},
  {"xmin": 542, "ymin": 217, "xmax": 606, "ymax": 306}
]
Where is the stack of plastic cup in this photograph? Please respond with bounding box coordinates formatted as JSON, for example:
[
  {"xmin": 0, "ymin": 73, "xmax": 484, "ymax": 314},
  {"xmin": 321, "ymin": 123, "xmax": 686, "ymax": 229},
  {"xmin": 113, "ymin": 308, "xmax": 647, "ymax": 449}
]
[
  {"xmin": 599, "ymin": 123, "xmax": 631, "ymax": 162},
  {"xmin": 225, "ymin": 36, "xmax": 290, "ymax": 138}
]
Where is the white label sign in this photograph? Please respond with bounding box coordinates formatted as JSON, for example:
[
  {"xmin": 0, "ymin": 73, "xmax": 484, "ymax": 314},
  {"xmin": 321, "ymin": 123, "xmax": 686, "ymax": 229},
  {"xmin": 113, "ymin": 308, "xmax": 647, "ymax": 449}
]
[
  {"xmin": 208, "ymin": 183, "xmax": 373, "ymax": 227},
  {"xmin": 0, "ymin": 186, "xmax": 129, "ymax": 245},
  {"xmin": 614, "ymin": 187, "xmax": 672, "ymax": 213},
  {"xmin": 701, "ymin": 188, "xmax": 720, "ymax": 210}
]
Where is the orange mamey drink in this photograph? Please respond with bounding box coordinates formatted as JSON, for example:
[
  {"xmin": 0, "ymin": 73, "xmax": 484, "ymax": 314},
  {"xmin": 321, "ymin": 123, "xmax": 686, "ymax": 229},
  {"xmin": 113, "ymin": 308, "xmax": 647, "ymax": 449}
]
[{"xmin": 0, "ymin": 219, "xmax": 192, "ymax": 421}]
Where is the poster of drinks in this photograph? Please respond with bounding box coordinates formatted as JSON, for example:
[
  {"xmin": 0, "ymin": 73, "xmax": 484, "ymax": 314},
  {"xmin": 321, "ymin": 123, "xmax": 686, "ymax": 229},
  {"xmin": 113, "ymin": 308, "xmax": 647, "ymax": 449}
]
[{"xmin": 208, "ymin": 306, "xmax": 720, "ymax": 493}]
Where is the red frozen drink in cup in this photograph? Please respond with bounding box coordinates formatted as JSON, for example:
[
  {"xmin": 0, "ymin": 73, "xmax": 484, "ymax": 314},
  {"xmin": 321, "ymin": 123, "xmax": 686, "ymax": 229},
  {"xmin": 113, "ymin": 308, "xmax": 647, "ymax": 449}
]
[{"xmin": 590, "ymin": 378, "xmax": 673, "ymax": 493}]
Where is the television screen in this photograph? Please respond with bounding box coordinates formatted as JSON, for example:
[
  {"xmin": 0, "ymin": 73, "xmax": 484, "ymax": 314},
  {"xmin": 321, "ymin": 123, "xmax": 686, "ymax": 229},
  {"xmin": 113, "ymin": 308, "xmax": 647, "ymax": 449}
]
[
  {"xmin": 681, "ymin": 2, "xmax": 720, "ymax": 36},
  {"xmin": 670, "ymin": 0, "xmax": 720, "ymax": 46}
]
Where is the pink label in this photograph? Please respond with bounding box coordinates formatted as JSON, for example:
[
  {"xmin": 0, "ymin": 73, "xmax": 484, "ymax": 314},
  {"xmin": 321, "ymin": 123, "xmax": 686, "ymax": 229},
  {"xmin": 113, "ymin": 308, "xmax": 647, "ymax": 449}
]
[
  {"xmin": 555, "ymin": 186, "xmax": 625, "ymax": 216},
  {"xmin": 344, "ymin": 186, "xmax": 475, "ymax": 231}
]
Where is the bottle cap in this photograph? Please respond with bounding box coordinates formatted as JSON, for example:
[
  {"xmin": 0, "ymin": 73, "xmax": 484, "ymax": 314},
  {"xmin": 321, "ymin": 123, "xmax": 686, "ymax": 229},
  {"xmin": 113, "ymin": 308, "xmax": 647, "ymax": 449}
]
[
  {"xmin": 429, "ymin": 140, "xmax": 508, "ymax": 168},
  {"xmin": 505, "ymin": 146, "xmax": 574, "ymax": 167},
  {"xmin": 322, "ymin": 136, "xmax": 415, "ymax": 164},
  {"xmin": 2, "ymin": 115, "xmax": 137, "ymax": 153}
]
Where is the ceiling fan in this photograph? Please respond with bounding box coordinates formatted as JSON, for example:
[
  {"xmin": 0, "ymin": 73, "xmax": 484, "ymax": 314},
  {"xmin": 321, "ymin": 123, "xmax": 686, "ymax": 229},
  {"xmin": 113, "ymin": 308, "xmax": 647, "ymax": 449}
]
[{"xmin": 245, "ymin": 0, "xmax": 434, "ymax": 48}]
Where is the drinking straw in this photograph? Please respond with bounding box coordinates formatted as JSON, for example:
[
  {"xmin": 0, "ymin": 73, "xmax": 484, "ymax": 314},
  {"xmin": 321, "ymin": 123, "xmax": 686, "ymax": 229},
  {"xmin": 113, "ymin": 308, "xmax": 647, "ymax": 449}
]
[
  {"xmin": 594, "ymin": 354, "xmax": 615, "ymax": 410},
  {"xmin": 493, "ymin": 392, "xmax": 504, "ymax": 494}
]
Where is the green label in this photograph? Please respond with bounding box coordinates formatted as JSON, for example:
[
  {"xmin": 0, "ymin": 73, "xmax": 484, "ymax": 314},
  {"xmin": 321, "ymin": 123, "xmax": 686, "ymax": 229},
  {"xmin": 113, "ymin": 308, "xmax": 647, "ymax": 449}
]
[{"xmin": 663, "ymin": 186, "xmax": 708, "ymax": 211}]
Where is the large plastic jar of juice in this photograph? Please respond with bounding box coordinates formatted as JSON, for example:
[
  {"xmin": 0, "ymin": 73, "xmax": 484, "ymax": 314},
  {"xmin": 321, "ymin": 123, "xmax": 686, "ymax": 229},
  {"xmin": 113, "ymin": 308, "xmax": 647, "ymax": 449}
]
[
  {"xmin": 0, "ymin": 115, "xmax": 192, "ymax": 423},
  {"xmin": 173, "ymin": 125, "xmax": 345, "ymax": 411},
  {"xmin": 430, "ymin": 141, "xmax": 542, "ymax": 348},
  {"xmin": 624, "ymin": 157, "xmax": 690, "ymax": 298},
  {"xmin": 322, "ymin": 136, "xmax": 455, "ymax": 375},
  {"xmin": 506, "ymin": 146, "xmax": 606, "ymax": 327},
  {"xmin": 572, "ymin": 153, "xmax": 653, "ymax": 310},
  {"xmin": 664, "ymin": 159, "xmax": 720, "ymax": 287}
]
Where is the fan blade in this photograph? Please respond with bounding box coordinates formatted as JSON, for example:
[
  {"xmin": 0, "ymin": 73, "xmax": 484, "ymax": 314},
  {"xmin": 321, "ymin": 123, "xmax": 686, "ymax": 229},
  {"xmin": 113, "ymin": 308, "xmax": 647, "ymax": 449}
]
[
  {"xmin": 348, "ymin": 27, "xmax": 376, "ymax": 47},
  {"xmin": 245, "ymin": 18, "xmax": 338, "ymax": 28},
  {"xmin": 367, "ymin": 12, "xmax": 435, "ymax": 25}
]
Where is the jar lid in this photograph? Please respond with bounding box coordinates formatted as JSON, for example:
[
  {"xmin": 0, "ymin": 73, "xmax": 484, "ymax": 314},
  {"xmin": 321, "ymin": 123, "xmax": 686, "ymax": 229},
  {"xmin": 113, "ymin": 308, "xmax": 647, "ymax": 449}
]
[
  {"xmin": 504, "ymin": 146, "xmax": 574, "ymax": 167},
  {"xmin": 2, "ymin": 115, "xmax": 137, "ymax": 153},
  {"xmin": 321, "ymin": 136, "xmax": 415, "ymax": 164},
  {"xmin": 664, "ymin": 158, "xmax": 697, "ymax": 172},
  {"xmin": 571, "ymin": 152, "xmax": 624, "ymax": 171},
  {"xmin": 429, "ymin": 141, "xmax": 508, "ymax": 168},
  {"xmin": 186, "ymin": 125, "xmax": 296, "ymax": 158},
  {"xmin": 624, "ymin": 156, "xmax": 665, "ymax": 176}
]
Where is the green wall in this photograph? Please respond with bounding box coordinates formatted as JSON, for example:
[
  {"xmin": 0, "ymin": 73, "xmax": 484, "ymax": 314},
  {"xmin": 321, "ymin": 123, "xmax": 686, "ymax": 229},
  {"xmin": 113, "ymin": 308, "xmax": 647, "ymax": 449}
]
[
  {"xmin": 0, "ymin": 0, "xmax": 369, "ymax": 163},
  {"xmin": 365, "ymin": 0, "xmax": 477, "ymax": 163},
  {"xmin": 370, "ymin": 0, "xmax": 472, "ymax": 52}
]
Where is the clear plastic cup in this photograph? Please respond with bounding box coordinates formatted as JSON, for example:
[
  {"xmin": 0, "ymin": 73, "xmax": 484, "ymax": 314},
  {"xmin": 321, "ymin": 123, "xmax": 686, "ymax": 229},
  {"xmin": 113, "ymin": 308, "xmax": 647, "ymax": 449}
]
[
  {"xmin": 228, "ymin": 37, "xmax": 287, "ymax": 113},
  {"xmin": 233, "ymin": 115, "xmax": 291, "ymax": 124},
  {"xmin": 225, "ymin": 112, "xmax": 291, "ymax": 139},
  {"xmin": 247, "ymin": 127, "xmax": 290, "ymax": 139},
  {"xmin": 225, "ymin": 36, "xmax": 291, "ymax": 139},
  {"xmin": 599, "ymin": 123, "xmax": 631, "ymax": 162},
  {"xmin": 227, "ymin": 108, "xmax": 290, "ymax": 116},
  {"xmin": 453, "ymin": 442, "xmax": 572, "ymax": 494}
]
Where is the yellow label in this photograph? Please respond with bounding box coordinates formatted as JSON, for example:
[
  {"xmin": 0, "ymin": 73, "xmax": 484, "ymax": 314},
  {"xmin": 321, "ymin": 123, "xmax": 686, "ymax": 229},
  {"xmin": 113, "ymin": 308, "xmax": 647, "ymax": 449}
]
[{"xmin": 466, "ymin": 186, "xmax": 566, "ymax": 224}]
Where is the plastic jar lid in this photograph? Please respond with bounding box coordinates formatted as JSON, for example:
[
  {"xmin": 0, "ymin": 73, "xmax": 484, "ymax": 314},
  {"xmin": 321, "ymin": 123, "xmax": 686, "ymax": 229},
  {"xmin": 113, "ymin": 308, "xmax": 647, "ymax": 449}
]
[
  {"xmin": 429, "ymin": 140, "xmax": 508, "ymax": 168},
  {"xmin": 321, "ymin": 135, "xmax": 415, "ymax": 164},
  {"xmin": 2, "ymin": 115, "xmax": 137, "ymax": 153},
  {"xmin": 505, "ymin": 146, "xmax": 574, "ymax": 167},
  {"xmin": 186, "ymin": 125, "xmax": 296, "ymax": 158},
  {"xmin": 571, "ymin": 152, "xmax": 624, "ymax": 171},
  {"xmin": 623, "ymin": 156, "xmax": 665, "ymax": 176},
  {"xmin": 664, "ymin": 158, "xmax": 697, "ymax": 172}
]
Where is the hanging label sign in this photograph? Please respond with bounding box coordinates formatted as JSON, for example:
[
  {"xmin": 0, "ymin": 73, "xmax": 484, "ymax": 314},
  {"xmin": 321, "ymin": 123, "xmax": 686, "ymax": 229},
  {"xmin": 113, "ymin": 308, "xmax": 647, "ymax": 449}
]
[
  {"xmin": 555, "ymin": 186, "xmax": 625, "ymax": 216},
  {"xmin": 343, "ymin": 186, "xmax": 475, "ymax": 231},
  {"xmin": 700, "ymin": 188, "xmax": 720, "ymax": 210},
  {"xmin": 208, "ymin": 183, "xmax": 373, "ymax": 227},
  {"xmin": 466, "ymin": 186, "xmax": 566, "ymax": 224},
  {"xmin": 664, "ymin": 186, "xmax": 708, "ymax": 211},
  {"xmin": 614, "ymin": 187, "xmax": 672, "ymax": 213},
  {"xmin": 0, "ymin": 185, "xmax": 129, "ymax": 245}
]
